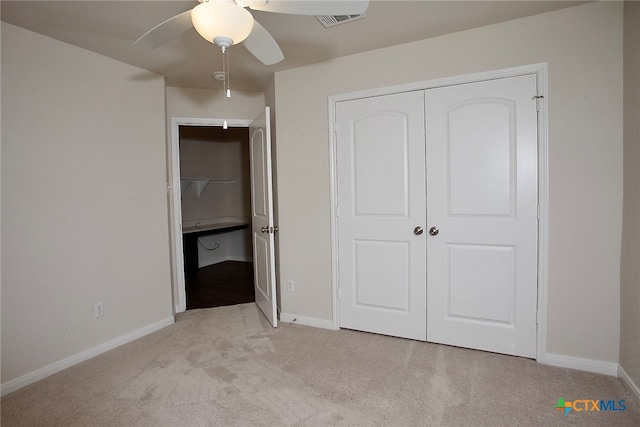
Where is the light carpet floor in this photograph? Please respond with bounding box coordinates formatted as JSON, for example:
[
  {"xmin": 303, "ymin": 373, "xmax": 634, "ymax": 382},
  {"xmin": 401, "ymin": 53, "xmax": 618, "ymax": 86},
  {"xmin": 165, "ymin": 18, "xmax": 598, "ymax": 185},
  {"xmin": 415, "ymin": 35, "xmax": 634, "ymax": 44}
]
[{"xmin": 2, "ymin": 303, "xmax": 639, "ymax": 426}]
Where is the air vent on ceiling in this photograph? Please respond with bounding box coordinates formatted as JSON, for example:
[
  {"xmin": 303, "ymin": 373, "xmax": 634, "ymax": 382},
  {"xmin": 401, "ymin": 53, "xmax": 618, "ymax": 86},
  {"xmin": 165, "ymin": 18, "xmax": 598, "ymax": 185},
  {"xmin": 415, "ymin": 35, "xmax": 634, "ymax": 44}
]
[{"xmin": 315, "ymin": 14, "xmax": 366, "ymax": 28}]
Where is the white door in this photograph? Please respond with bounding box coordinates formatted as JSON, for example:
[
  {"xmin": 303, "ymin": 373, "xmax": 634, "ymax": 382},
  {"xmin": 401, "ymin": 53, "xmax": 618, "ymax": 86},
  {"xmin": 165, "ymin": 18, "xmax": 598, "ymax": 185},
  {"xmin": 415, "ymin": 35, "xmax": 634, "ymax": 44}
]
[
  {"xmin": 336, "ymin": 91, "xmax": 427, "ymax": 341},
  {"xmin": 425, "ymin": 75, "xmax": 538, "ymax": 358},
  {"xmin": 250, "ymin": 107, "xmax": 278, "ymax": 327}
]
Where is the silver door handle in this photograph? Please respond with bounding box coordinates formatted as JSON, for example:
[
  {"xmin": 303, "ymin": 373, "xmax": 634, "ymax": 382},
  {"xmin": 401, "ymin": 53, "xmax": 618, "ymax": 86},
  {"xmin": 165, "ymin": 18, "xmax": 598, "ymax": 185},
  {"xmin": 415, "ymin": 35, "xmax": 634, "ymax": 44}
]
[
  {"xmin": 261, "ymin": 227, "xmax": 268, "ymax": 233},
  {"xmin": 429, "ymin": 227, "xmax": 439, "ymax": 236},
  {"xmin": 414, "ymin": 226, "xmax": 424, "ymax": 235}
]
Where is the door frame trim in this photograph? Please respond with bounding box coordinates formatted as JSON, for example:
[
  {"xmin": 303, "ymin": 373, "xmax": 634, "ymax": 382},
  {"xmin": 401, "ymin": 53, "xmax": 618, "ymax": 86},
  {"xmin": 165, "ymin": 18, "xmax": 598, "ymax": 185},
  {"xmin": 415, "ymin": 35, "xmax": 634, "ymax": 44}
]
[
  {"xmin": 168, "ymin": 117, "xmax": 252, "ymax": 314},
  {"xmin": 328, "ymin": 63, "xmax": 549, "ymax": 362}
]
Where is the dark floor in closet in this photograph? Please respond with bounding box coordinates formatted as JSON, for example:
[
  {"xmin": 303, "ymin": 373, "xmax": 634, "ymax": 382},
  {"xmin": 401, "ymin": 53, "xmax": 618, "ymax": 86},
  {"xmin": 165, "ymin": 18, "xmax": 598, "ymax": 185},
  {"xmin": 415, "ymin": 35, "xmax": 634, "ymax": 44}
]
[{"xmin": 186, "ymin": 261, "xmax": 255, "ymax": 310}]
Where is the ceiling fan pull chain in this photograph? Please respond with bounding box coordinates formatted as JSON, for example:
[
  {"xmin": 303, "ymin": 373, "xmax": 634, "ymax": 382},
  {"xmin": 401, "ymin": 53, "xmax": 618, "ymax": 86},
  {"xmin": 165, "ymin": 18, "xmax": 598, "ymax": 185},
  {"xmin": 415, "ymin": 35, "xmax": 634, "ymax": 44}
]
[
  {"xmin": 225, "ymin": 46, "xmax": 231, "ymax": 98},
  {"xmin": 221, "ymin": 45, "xmax": 229, "ymax": 130}
]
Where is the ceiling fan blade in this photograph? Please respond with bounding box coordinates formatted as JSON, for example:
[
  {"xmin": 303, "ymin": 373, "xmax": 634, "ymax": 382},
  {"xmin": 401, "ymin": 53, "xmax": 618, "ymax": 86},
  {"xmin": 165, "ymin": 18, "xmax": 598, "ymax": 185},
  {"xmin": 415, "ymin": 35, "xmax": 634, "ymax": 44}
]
[
  {"xmin": 243, "ymin": 0, "xmax": 369, "ymax": 16},
  {"xmin": 133, "ymin": 10, "xmax": 194, "ymax": 49},
  {"xmin": 243, "ymin": 20, "xmax": 284, "ymax": 65}
]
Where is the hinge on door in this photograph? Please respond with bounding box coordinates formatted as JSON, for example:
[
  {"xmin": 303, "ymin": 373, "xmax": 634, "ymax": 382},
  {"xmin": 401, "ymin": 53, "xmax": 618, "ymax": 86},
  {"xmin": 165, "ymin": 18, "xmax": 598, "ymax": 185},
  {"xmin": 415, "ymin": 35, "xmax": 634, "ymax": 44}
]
[
  {"xmin": 533, "ymin": 95, "xmax": 544, "ymax": 112},
  {"xmin": 337, "ymin": 287, "xmax": 341, "ymax": 300},
  {"xmin": 537, "ymin": 205, "xmax": 541, "ymax": 220}
]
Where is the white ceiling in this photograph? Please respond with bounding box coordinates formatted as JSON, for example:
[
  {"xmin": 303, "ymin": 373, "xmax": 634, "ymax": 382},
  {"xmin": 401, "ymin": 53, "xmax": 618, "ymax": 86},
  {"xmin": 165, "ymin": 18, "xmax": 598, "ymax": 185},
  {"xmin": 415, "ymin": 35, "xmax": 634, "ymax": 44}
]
[{"xmin": 1, "ymin": 1, "xmax": 587, "ymax": 92}]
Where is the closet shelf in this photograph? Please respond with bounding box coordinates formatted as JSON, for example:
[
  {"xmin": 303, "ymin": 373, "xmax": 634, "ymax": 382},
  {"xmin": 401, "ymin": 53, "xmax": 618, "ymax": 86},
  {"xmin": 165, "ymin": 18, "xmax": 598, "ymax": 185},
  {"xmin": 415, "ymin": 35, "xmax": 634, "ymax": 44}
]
[{"xmin": 180, "ymin": 178, "xmax": 237, "ymax": 197}]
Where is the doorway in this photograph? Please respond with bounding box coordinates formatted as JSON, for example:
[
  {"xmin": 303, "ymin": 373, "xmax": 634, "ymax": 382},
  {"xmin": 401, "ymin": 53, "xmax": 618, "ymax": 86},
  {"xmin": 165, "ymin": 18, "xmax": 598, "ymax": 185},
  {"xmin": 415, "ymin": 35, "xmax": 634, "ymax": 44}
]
[
  {"xmin": 178, "ymin": 125, "xmax": 254, "ymax": 310},
  {"xmin": 169, "ymin": 111, "xmax": 279, "ymax": 326}
]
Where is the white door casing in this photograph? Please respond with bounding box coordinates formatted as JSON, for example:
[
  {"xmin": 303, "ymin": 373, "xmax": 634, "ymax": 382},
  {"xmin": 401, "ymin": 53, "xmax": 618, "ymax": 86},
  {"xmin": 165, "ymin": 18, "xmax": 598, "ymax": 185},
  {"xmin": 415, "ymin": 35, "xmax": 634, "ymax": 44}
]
[
  {"xmin": 336, "ymin": 91, "xmax": 427, "ymax": 341},
  {"xmin": 425, "ymin": 75, "xmax": 538, "ymax": 358},
  {"xmin": 169, "ymin": 117, "xmax": 251, "ymax": 313},
  {"xmin": 332, "ymin": 70, "xmax": 542, "ymax": 358},
  {"xmin": 250, "ymin": 107, "xmax": 278, "ymax": 327},
  {"xmin": 168, "ymin": 116, "xmax": 278, "ymax": 325}
]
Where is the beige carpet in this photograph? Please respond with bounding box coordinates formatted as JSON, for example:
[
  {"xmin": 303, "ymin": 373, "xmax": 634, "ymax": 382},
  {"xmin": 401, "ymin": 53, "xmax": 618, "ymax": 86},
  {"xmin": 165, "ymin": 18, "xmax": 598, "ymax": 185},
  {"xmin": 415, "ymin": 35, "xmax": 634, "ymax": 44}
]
[{"xmin": 2, "ymin": 303, "xmax": 639, "ymax": 426}]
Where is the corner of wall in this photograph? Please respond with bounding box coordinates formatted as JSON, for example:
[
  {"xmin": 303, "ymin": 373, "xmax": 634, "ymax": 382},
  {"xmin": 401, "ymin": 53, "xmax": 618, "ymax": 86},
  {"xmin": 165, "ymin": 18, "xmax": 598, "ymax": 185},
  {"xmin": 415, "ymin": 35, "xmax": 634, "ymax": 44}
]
[{"xmin": 619, "ymin": 0, "xmax": 640, "ymax": 397}]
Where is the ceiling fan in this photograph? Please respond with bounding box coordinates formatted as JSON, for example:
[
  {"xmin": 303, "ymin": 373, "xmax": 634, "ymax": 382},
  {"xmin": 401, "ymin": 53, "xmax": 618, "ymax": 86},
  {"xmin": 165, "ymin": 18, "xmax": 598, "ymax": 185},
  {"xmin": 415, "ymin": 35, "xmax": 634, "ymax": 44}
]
[{"xmin": 133, "ymin": 0, "xmax": 370, "ymax": 65}]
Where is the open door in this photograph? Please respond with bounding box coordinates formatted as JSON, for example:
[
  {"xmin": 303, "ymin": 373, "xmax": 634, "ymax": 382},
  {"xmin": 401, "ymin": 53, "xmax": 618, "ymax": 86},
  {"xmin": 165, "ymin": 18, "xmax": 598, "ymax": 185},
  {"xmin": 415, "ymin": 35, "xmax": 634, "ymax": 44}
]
[{"xmin": 249, "ymin": 107, "xmax": 278, "ymax": 327}]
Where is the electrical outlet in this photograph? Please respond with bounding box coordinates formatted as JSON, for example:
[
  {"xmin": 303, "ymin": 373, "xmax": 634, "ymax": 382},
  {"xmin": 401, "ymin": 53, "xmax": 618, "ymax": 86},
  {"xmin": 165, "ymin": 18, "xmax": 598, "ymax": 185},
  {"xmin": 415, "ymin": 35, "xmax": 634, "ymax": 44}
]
[
  {"xmin": 287, "ymin": 280, "xmax": 294, "ymax": 292},
  {"xmin": 95, "ymin": 302, "xmax": 104, "ymax": 318}
]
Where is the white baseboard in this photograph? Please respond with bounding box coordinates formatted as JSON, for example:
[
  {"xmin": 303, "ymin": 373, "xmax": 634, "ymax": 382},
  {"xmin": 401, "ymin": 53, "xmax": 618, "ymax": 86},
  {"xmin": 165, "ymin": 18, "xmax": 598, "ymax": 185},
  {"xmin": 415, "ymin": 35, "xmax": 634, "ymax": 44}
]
[
  {"xmin": 544, "ymin": 353, "xmax": 619, "ymax": 376},
  {"xmin": 279, "ymin": 312, "xmax": 337, "ymax": 330},
  {"xmin": 227, "ymin": 256, "xmax": 252, "ymax": 263},
  {"xmin": 199, "ymin": 255, "xmax": 252, "ymax": 268},
  {"xmin": 618, "ymin": 365, "xmax": 640, "ymax": 401},
  {"xmin": 0, "ymin": 316, "xmax": 175, "ymax": 397}
]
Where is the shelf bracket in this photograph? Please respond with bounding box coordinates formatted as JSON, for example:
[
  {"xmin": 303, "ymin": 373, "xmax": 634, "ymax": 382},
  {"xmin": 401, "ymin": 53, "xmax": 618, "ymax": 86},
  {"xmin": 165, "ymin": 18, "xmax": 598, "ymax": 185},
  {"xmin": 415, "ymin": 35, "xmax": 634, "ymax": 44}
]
[{"xmin": 193, "ymin": 180, "xmax": 209, "ymax": 197}]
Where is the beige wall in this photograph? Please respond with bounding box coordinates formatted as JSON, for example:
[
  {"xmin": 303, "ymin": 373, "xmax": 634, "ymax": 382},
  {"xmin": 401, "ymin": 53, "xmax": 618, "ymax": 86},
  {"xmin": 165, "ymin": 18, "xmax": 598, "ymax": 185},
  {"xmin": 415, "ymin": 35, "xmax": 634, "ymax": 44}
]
[
  {"xmin": 274, "ymin": 2, "xmax": 623, "ymax": 363},
  {"xmin": 620, "ymin": 0, "xmax": 640, "ymax": 388},
  {"xmin": 1, "ymin": 23, "xmax": 172, "ymax": 384},
  {"xmin": 166, "ymin": 87, "xmax": 264, "ymax": 121}
]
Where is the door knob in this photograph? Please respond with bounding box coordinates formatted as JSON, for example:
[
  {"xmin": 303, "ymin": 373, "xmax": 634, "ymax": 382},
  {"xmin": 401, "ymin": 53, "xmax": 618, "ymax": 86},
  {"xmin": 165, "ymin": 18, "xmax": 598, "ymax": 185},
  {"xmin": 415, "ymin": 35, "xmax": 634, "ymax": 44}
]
[
  {"xmin": 429, "ymin": 227, "xmax": 439, "ymax": 236},
  {"xmin": 414, "ymin": 226, "xmax": 424, "ymax": 235},
  {"xmin": 261, "ymin": 226, "xmax": 268, "ymax": 233}
]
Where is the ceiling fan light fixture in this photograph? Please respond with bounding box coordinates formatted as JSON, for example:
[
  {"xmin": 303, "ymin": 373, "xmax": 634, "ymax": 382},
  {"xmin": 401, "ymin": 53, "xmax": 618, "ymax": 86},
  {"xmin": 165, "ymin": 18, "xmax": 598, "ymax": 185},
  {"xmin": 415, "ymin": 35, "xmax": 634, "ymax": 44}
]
[{"xmin": 191, "ymin": 1, "xmax": 254, "ymax": 46}]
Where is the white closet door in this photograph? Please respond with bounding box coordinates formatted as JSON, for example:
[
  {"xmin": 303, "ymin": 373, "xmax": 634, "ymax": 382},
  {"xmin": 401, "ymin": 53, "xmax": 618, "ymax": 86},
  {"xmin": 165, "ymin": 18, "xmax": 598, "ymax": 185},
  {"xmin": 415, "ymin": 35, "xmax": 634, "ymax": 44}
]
[
  {"xmin": 336, "ymin": 91, "xmax": 427, "ymax": 341},
  {"xmin": 425, "ymin": 75, "xmax": 539, "ymax": 358}
]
